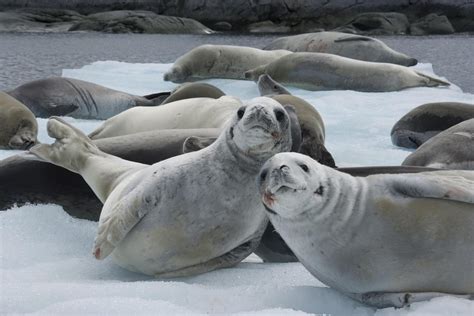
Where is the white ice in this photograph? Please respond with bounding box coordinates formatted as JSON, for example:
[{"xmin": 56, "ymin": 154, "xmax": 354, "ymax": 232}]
[{"xmin": 1, "ymin": 61, "xmax": 473, "ymax": 315}]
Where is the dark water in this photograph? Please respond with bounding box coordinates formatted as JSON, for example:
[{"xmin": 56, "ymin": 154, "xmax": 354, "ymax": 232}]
[{"xmin": 0, "ymin": 32, "xmax": 473, "ymax": 93}]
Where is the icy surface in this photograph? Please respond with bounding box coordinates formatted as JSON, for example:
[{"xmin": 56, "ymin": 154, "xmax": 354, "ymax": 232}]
[{"xmin": 1, "ymin": 61, "xmax": 473, "ymax": 315}]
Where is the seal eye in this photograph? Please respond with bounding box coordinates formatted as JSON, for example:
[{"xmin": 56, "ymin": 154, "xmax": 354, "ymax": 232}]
[
  {"xmin": 273, "ymin": 85, "xmax": 278, "ymax": 89},
  {"xmin": 260, "ymin": 169, "xmax": 268, "ymax": 182},
  {"xmin": 237, "ymin": 108, "xmax": 245, "ymax": 119},
  {"xmin": 299, "ymin": 164, "xmax": 309, "ymax": 172},
  {"xmin": 314, "ymin": 185, "xmax": 324, "ymax": 195},
  {"xmin": 275, "ymin": 109, "xmax": 285, "ymax": 122}
]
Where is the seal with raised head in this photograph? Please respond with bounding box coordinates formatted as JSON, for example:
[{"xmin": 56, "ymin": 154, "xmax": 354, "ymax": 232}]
[
  {"xmin": 391, "ymin": 102, "xmax": 474, "ymax": 149},
  {"xmin": 88, "ymin": 96, "xmax": 242, "ymax": 139},
  {"xmin": 30, "ymin": 97, "xmax": 294, "ymax": 276},
  {"xmin": 6, "ymin": 77, "xmax": 165, "ymax": 119},
  {"xmin": 402, "ymin": 119, "xmax": 474, "ymax": 170},
  {"xmin": 258, "ymin": 152, "xmax": 474, "ymax": 307},
  {"xmin": 245, "ymin": 53, "xmax": 449, "ymax": 92},
  {"xmin": 0, "ymin": 92, "xmax": 38, "ymax": 150},
  {"xmin": 257, "ymin": 74, "xmax": 292, "ymax": 96},
  {"xmin": 163, "ymin": 44, "xmax": 291, "ymax": 82},
  {"xmin": 263, "ymin": 32, "xmax": 417, "ymax": 66}
]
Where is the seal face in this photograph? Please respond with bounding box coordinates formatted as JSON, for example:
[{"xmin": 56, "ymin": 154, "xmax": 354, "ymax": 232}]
[
  {"xmin": 403, "ymin": 118, "xmax": 474, "ymax": 170},
  {"xmin": 163, "ymin": 44, "xmax": 291, "ymax": 82},
  {"xmin": 0, "ymin": 92, "xmax": 38, "ymax": 150},
  {"xmin": 258, "ymin": 152, "xmax": 474, "ymax": 307},
  {"xmin": 30, "ymin": 97, "xmax": 293, "ymax": 277},
  {"xmin": 245, "ymin": 52, "xmax": 449, "ymax": 92}
]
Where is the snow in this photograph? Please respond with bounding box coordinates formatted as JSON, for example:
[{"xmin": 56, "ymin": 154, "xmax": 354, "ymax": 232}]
[{"xmin": 1, "ymin": 61, "xmax": 473, "ymax": 315}]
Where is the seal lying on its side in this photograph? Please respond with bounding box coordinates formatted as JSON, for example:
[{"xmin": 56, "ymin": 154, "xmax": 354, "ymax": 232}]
[
  {"xmin": 0, "ymin": 92, "xmax": 38, "ymax": 150},
  {"xmin": 403, "ymin": 119, "xmax": 474, "ymax": 170},
  {"xmin": 160, "ymin": 82, "xmax": 225, "ymax": 105},
  {"xmin": 163, "ymin": 44, "xmax": 291, "ymax": 82},
  {"xmin": 263, "ymin": 32, "xmax": 417, "ymax": 66},
  {"xmin": 391, "ymin": 102, "xmax": 474, "ymax": 148},
  {"xmin": 6, "ymin": 77, "xmax": 165, "ymax": 119},
  {"xmin": 259, "ymin": 152, "xmax": 474, "ymax": 307},
  {"xmin": 245, "ymin": 53, "xmax": 449, "ymax": 92},
  {"xmin": 0, "ymin": 128, "xmax": 220, "ymax": 219},
  {"xmin": 30, "ymin": 97, "xmax": 293, "ymax": 276}
]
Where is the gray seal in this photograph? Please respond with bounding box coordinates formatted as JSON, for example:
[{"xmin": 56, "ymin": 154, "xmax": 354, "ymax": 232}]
[
  {"xmin": 163, "ymin": 44, "xmax": 291, "ymax": 82},
  {"xmin": 245, "ymin": 52, "xmax": 450, "ymax": 92},
  {"xmin": 403, "ymin": 119, "xmax": 474, "ymax": 170},
  {"xmin": 258, "ymin": 152, "xmax": 474, "ymax": 307},
  {"xmin": 6, "ymin": 77, "xmax": 165, "ymax": 119},
  {"xmin": 30, "ymin": 97, "xmax": 293, "ymax": 276},
  {"xmin": 263, "ymin": 31, "xmax": 417, "ymax": 66},
  {"xmin": 0, "ymin": 92, "xmax": 38, "ymax": 150},
  {"xmin": 257, "ymin": 74, "xmax": 291, "ymax": 96},
  {"xmin": 161, "ymin": 82, "xmax": 225, "ymax": 104},
  {"xmin": 391, "ymin": 102, "xmax": 474, "ymax": 148},
  {"xmin": 0, "ymin": 128, "xmax": 220, "ymax": 220}
]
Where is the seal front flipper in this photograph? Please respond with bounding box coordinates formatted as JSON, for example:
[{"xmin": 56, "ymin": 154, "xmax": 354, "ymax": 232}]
[
  {"xmin": 334, "ymin": 35, "xmax": 373, "ymax": 43},
  {"xmin": 93, "ymin": 189, "xmax": 156, "ymax": 260},
  {"xmin": 45, "ymin": 102, "xmax": 80, "ymax": 116},
  {"xmin": 182, "ymin": 136, "xmax": 218, "ymax": 153},
  {"xmin": 388, "ymin": 172, "xmax": 474, "ymax": 204}
]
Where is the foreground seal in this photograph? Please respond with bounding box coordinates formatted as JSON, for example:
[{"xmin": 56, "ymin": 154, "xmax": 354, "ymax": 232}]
[
  {"xmin": 163, "ymin": 44, "xmax": 291, "ymax": 82},
  {"xmin": 391, "ymin": 102, "xmax": 474, "ymax": 148},
  {"xmin": 0, "ymin": 92, "xmax": 38, "ymax": 150},
  {"xmin": 258, "ymin": 152, "xmax": 474, "ymax": 307},
  {"xmin": 0, "ymin": 128, "xmax": 220, "ymax": 218},
  {"xmin": 245, "ymin": 53, "xmax": 449, "ymax": 92},
  {"xmin": 30, "ymin": 97, "xmax": 293, "ymax": 276},
  {"xmin": 263, "ymin": 32, "xmax": 417, "ymax": 66},
  {"xmin": 6, "ymin": 77, "xmax": 165, "ymax": 119},
  {"xmin": 403, "ymin": 119, "xmax": 474, "ymax": 170}
]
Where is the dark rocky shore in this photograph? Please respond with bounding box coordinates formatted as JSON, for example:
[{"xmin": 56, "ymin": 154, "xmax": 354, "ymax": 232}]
[{"xmin": 0, "ymin": 0, "xmax": 473, "ymax": 34}]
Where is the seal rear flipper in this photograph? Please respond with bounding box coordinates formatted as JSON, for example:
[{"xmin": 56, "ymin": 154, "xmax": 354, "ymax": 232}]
[
  {"xmin": 415, "ymin": 71, "xmax": 450, "ymax": 87},
  {"xmin": 155, "ymin": 237, "xmax": 261, "ymax": 278},
  {"xmin": 142, "ymin": 92, "xmax": 171, "ymax": 106},
  {"xmin": 388, "ymin": 172, "xmax": 474, "ymax": 205},
  {"xmin": 93, "ymin": 189, "xmax": 155, "ymax": 260},
  {"xmin": 348, "ymin": 292, "xmax": 472, "ymax": 308}
]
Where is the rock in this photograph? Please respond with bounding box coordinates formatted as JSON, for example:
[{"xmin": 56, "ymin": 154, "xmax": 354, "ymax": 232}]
[
  {"xmin": 410, "ymin": 13, "xmax": 455, "ymax": 35},
  {"xmin": 0, "ymin": 9, "xmax": 83, "ymax": 32},
  {"xmin": 213, "ymin": 21, "xmax": 232, "ymax": 31},
  {"xmin": 69, "ymin": 10, "xmax": 213, "ymax": 34},
  {"xmin": 247, "ymin": 20, "xmax": 291, "ymax": 33},
  {"xmin": 336, "ymin": 12, "xmax": 410, "ymax": 35}
]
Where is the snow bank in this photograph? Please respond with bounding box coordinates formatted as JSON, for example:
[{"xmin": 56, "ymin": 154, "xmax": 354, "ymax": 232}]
[{"xmin": 1, "ymin": 61, "xmax": 473, "ymax": 315}]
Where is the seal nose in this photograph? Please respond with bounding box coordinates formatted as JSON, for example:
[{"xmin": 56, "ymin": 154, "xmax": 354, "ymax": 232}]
[{"xmin": 279, "ymin": 165, "xmax": 289, "ymax": 171}]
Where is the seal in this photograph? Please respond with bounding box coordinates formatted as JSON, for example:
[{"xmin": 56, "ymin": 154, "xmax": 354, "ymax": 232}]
[
  {"xmin": 257, "ymin": 74, "xmax": 291, "ymax": 96},
  {"xmin": 391, "ymin": 102, "xmax": 474, "ymax": 148},
  {"xmin": 258, "ymin": 152, "xmax": 474, "ymax": 307},
  {"xmin": 0, "ymin": 92, "xmax": 38, "ymax": 150},
  {"xmin": 254, "ymin": 165, "xmax": 439, "ymax": 263},
  {"xmin": 6, "ymin": 77, "xmax": 165, "ymax": 119},
  {"xmin": 30, "ymin": 97, "xmax": 293, "ymax": 276},
  {"xmin": 263, "ymin": 31, "xmax": 418, "ymax": 66},
  {"xmin": 161, "ymin": 82, "xmax": 226, "ymax": 104},
  {"xmin": 88, "ymin": 96, "xmax": 243, "ymax": 139},
  {"xmin": 245, "ymin": 53, "xmax": 450, "ymax": 92},
  {"xmin": 0, "ymin": 128, "xmax": 220, "ymax": 219},
  {"xmin": 163, "ymin": 44, "xmax": 292, "ymax": 82},
  {"xmin": 402, "ymin": 119, "xmax": 474, "ymax": 170}
]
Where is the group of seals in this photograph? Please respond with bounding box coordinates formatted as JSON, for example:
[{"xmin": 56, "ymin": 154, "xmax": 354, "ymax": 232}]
[
  {"xmin": 0, "ymin": 92, "xmax": 38, "ymax": 150},
  {"xmin": 31, "ymin": 97, "xmax": 294, "ymax": 276},
  {"xmin": 263, "ymin": 31, "xmax": 418, "ymax": 66},
  {"xmin": 6, "ymin": 77, "xmax": 169, "ymax": 120},
  {"xmin": 391, "ymin": 102, "xmax": 474, "ymax": 148},
  {"xmin": 259, "ymin": 152, "xmax": 474, "ymax": 307},
  {"xmin": 245, "ymin": 53, "xmax": 449, "ymax": 92},
  {"xmin": 163, "ymin": 44, "xmax": 292, "ymax": 82}
]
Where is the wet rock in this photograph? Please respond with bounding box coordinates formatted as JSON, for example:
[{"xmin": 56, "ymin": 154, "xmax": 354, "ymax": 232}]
[
  {"xmin": 247, "ymin": 20, "xmax": 291, "ymax": 33},
  {"xmin": 213, "ymin": 21, "xmax": 232, "ymax": 31},
  {"xmin": 336, "ymin": 12, "xmax": 410, "ymax": 35},
  {"xmin": 69, "ymin": 10, "xmax": 213, "ymax": 34},
  {"xmin": 410, "ymin": 13, "xmax": 455, "ymax": 35}
]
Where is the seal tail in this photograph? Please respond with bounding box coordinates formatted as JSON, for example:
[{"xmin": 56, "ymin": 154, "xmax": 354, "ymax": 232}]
[
  {"xmin": 142, "ymin": 91, "xmax": 171, "ymax": 106},
  {"xmin": 30, "ymin": 117, "xmax": 102, "ymax": 173},
  {"xmin": 415, "ymin": 71, "xmax": 450, "ymax": 87}
]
